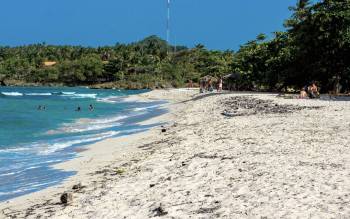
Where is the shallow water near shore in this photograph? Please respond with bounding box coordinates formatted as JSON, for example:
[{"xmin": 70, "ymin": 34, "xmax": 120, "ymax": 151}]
[{"xmin": 0, "ymin": 87, "xmax": 167, "ymax": 202}]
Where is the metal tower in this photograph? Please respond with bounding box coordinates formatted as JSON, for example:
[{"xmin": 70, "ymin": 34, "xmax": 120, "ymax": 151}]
[{"xmin": 166, "ymin": 0, "xmax": 170, "ymax": 45}]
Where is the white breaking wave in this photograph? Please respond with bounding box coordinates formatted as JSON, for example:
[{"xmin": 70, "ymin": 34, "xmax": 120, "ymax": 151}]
[
  {"xmin": 69, "ymin": 93, "xmax": 97, "ymax": 99},
  {"xmin": 25, "ymin": 93, "xmax": 52, "ymax": 96},
  {"xmin": 37, "ymin": 131, "xmax": 121, "ymax": 155},
  {"xmin": 1, "ymin": 92, "xmax": 23, "ymax": 96},
  {"xmin": 90, "ymin": 115, "xmax": 128, "ymax": 124},
  {"xmin": 0, "ymin": 188, "xmax": 33, "ymax": 196},
  {"xmin": 133, "ymin": 104, "xmax": 164, "ymax": 112},
  {"xmin": 61, "ymin": 92, "xmax": 76, "ymax": 95},
  {"xmin": 96, "ymin": 95, "xmax": 125, "ymax": 103},
  {"xmin": 0, "ymin": 147, "xmax": 31, "ymax": 153},
  {"xmin": 49, "ymin": 115, "xmax": 129, "ymax": 135},
  {"xmin": 63, "ymin": 122, "xmax": 122, "ymax": 133}
]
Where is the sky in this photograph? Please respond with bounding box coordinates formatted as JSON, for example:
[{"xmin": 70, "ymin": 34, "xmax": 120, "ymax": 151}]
[{"xmin": 0, "ymin": 0, "xmax": 297, "ymax": 50}]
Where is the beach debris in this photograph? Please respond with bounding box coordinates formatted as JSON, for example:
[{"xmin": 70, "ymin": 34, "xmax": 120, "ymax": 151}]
[
  {"xmin": 150, "ymin": 183, "xmax": 156, "ymax": 188},
  {"xmin": 221, "ymin": 96, "xmax": 322, "ymax": 117},
  {"xmin": 196, "ymin": 206, "xmax": 220, "ymax": 214},
  {"xmin": 95, "ymin": 169, "xmax": 110, "ymax": 175},
  {"xmin": 161, "ymin": 128, "xmax": 167, "ymax": 133},
  {"xmin": 72, "ymin": 183, "xmax": 85, "ymax": 191},
  {"xmin": 60, "ymin": 192, "xmax": 73, "ymax": 205},
  {"xmin": 152, "ymin": 205, "xmax": 168, "ymax": 217},
  {"xmin": 114, "ymin": 168, "xmax": 125, "ymax": 175}
]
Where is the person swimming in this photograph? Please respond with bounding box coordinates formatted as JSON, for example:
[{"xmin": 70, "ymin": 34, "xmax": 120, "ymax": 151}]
[
  {"xmin": 89, "ymin": 104, "xmax": 94, "ymax": 111},
  {"xmin": 75, "ymin": 106, "xmax": 81, "ymax": 112},
  {"xmin": 37, "ymin": 105, "xmax": 46, "ymax": 110}
]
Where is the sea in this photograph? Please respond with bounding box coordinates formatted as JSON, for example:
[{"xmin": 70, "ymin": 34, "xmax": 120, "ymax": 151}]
[{"xmin": 0, "ymin": 86, "xmax": 167, "ymax": 202}]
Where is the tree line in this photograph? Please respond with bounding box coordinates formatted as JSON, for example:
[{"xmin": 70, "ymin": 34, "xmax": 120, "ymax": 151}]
[{"xmin": 0, "ymin": 0, "xmax": 349, "ymax": 92}]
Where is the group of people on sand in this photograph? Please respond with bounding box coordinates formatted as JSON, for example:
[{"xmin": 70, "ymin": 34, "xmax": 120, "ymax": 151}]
[
  {"xmin": 199, "ymin": 77, "xmax": 223, "ymax": 93},
  {"xmin": 299, "ymin": 82, "xmax": 320, "ymax": 99}
]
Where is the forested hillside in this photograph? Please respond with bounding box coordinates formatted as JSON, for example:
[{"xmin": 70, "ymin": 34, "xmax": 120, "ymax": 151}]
[{"xmin": 0, "ymin": 0, "xmax": 349, "ymax": 91}]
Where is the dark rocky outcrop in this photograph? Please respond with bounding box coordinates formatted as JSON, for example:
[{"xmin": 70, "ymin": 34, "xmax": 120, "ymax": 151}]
[{"xmin": 60, "ymin": 192, "xmax": 73, "ymax": 205}]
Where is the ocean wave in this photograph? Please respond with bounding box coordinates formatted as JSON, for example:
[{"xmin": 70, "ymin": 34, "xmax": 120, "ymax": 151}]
[
  {"xmin": 133, "ymin": 104, "xmax": 164, "ymax": 112},
  {"xmin": 68, "ymin": 93, "xmax": 97, "ymax": 99},
  {"xmin": 51, "ymin": 91, "xmax": 75, "ymax": 95},
  {"xmin": 61, "ymin": 122, "xmax": 122, "ymax": 133},
  {"xmin": 0, "ymin": 147, "xmax": 31, "ymax": 153},
  {"xmin": 52, "ymin": 91, "xmax": 96, "ymax": 99},
  {"xmin": 90, "ymin": 115, "xmax": 128, "ymax": 124},
  {"xmin": 0, "ymin": 188, "xmax": 33, "ymax": 196},
  {"xmin": 96, "ymin": 95, "xmax": 124, "ymax": 103},
  {"xmin": 0, "ymin": 172, "xmax": 17, "ymax": 177},
  {"xmin": 60, "ymin": 92, "xmax": 76, "ymax": 95},
  {"xmin": 1, "ymin": 92, "xmax": 23, "ymax": 96},
  {"xmin": 37, "ymin": 131, "xmax": 121, "ymax": 155},
  {"xmin": 25, "ymin": 93, "xmax": 52, "ymax": 96},
  {"xmin": 47, "ymin": 115, "xmax": 128, "ymax": 135}
]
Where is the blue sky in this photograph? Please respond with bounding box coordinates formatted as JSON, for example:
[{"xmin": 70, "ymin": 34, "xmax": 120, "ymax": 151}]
[{"xmin": 0, "ymin": 0, "xmax": 297, "ymax": 50}]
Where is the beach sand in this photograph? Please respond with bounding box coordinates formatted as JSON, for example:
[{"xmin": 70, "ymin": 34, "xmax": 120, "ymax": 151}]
[{"xmin": 1, "ymin": 89, "xmax": 350, "ymax": 218}]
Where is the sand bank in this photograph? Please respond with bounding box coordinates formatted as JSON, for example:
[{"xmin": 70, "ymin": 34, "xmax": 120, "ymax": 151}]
[{"xmin": 1, "ymin": 90, "xmax": 350, "ymax": 218}]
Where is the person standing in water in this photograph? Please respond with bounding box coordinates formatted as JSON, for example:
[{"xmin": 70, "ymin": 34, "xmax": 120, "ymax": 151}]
[
  {"xmin": 75, "ymin": 106, "xmax": 81, "ymax": 112},
  {"xmin": 89, "ymin": 104, "xmax": 94, "ymax": 111}
]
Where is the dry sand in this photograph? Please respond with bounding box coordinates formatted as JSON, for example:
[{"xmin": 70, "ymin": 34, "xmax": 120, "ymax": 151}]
[{"xmin": 1, "ymin": 89, "xmax": 350, "ymax": 218}]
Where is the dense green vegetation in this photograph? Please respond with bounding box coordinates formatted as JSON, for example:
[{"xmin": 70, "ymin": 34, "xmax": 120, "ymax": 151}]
[{"xmin": 0, "ymin": 0, "xmax": 349, "ymax": 92}]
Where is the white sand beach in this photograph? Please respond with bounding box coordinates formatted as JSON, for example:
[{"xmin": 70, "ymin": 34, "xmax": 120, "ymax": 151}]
[{"xmin": 1, "ymin": 89, "xmax": 350, "ymax": 218}]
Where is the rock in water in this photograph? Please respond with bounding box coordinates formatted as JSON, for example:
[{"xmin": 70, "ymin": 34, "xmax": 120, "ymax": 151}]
[{"xmin": 60, "ymin": 192, "xmax": 73, "ymax": 205}]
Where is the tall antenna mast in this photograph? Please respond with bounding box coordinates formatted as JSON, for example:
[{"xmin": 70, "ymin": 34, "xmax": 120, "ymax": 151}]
[{"xmin": 166, "ymin": 0, "xmax": 170, "ymax": 51}]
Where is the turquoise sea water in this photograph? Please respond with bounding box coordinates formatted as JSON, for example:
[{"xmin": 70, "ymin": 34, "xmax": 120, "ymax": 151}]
[{"xmin": 0, "ymin": 87, "xmax": 166, "ymax": 202}]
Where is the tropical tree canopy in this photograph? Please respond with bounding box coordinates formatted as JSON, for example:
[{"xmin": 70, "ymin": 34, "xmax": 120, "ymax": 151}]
[{"xmin": 0, "ymin": 0, "xmax": 349, "ymax": 91}]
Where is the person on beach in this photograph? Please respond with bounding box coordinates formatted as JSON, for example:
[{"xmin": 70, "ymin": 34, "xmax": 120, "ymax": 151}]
[
  {"xmin": 200, "ymin": 79, "xmax": 205, "ymax": 93},
  {"xmin": 188, "ymin": 80, "xmax": 193, "ymax": 88},
  {"xmin": 217, "ymin": 77, "xmax": 223, "ymax": 92},
  {"xmin": 299, "ymin": 87, "xmax": 308, "ymax": 99},
  {"xmin": 308, "ymin": 82, "xmax": 319, "ymax": 99},
  {"xmin": 208, "ymin": 78, "xmax": 213, "ymax": 92}
]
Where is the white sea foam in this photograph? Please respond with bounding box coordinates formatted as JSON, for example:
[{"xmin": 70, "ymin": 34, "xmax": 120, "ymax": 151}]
[
  {"xmin": 37, "ymin": 131, "xmax": 121, "ymax": 155},
  {"xmin": 0, "ymin": 147, "xmax": 31, "ymax": 153},
  {"xmin": 70, "ymin": 93, "xmax": 97, "ymax": 99},
  {"xmin": 133, "ymin": 104, "xmax": 163, "ymax": 112},
  {"xmin": 97, "ymin": 98, "xmax": 118, "ymax": 103},
  {"xmin": 0, "ymin": 172, "xmax": 16, "ymax": 177},
  {"xmin": 61, "ymin": 92, "xmax": 76, "ymax": 95},
  {"xmin": 1, "ymin": 92, "xmax": 23, "ymax": 96},
  {"xmin": 25, "ymin": 93, "xmax": 52, "ymax": 96},
  {"xmin": 91, "ymin": 115, "xmax": 128, "ymax": 124},
  {"xmin": 0, "ymin": 188, "xmax": 32, "ymax": 196},
  {"xmin": 55, "ymin": 92, "xmax": 97, "ymax": 99},
  {"xmin": 50, "ymin": 115, "xmax": 128, "ymax": 135},
  {"xmin": 63, "ymin": 122, "xmax": 121, "ymax": 133}
]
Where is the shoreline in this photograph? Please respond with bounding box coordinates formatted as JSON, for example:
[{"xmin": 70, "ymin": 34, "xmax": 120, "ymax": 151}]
[
  {"xmin": 0, "ymin": 89, "xmax": 196, "ymax": 218},
  {"xmin": 1, "ymin": 89, "xmax": 350, "ymax": 218}
]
